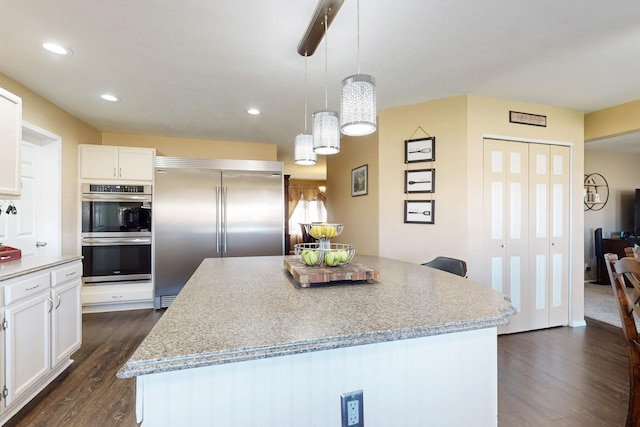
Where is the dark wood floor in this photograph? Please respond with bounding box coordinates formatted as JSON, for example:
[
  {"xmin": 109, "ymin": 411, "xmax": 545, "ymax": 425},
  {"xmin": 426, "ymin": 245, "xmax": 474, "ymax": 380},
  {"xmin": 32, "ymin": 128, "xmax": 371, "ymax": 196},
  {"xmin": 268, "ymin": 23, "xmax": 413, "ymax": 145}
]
[
  {"xmin": 498, "ymin": 318, "xmax": 629, "ymax": 426},
  {"xmin": 3, "ymin": 314, "xmax": 631, "ymax": 426}
]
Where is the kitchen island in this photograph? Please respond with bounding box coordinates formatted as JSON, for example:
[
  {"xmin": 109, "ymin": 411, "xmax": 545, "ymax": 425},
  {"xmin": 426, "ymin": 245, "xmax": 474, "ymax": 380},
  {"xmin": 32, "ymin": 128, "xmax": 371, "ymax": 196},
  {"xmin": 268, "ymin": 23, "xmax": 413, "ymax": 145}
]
[{"xmin": 118, "ymin": 255, "xmax": 514, "ymax": 427}]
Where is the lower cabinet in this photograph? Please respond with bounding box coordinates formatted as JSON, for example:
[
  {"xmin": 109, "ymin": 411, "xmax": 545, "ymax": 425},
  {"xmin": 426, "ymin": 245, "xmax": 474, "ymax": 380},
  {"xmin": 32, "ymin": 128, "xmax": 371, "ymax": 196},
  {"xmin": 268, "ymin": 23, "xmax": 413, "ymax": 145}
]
[
  {"xmin": 51, "ymin": 280, "xmax": 82, "ymax": 367},
  {"xmin": 4, "ymin": 289, "xmax": 51, "ymax": 406},
  {"xmin": 0, "ymin": 259, "xmax": 82, "ymax": 424}
]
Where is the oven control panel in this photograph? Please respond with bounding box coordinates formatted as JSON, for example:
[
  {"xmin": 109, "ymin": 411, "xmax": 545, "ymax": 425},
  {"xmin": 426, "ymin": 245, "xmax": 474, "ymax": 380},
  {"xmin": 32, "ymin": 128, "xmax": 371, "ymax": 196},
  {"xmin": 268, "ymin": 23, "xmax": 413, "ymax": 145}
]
[{"xmin": 84, "ymin": 184, "xmax": 151, "ymax": 194}]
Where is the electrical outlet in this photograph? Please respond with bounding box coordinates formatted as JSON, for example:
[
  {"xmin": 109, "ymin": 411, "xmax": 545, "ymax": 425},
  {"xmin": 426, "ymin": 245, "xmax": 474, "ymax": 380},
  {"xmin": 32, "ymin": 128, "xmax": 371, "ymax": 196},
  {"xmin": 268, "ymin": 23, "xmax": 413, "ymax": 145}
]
[{"xmin": 341, "ymin": 390, "xmax": 364, "ymax": 427}]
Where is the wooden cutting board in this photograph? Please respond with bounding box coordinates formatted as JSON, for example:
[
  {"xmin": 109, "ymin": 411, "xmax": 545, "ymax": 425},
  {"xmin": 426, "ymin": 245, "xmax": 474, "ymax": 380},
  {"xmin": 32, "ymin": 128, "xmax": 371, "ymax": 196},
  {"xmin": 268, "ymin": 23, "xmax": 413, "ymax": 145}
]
[{"xmin": 284, "ymin": 256, "xmax": 379, "ymax": 287}]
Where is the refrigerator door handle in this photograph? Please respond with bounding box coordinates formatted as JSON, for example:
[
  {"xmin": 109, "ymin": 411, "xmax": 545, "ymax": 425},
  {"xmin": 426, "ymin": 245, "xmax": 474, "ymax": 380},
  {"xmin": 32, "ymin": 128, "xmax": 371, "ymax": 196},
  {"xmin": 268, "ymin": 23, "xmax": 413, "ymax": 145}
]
[
  {"xmin": 216, "ymin": 185, "xmax": 221, "ymax": 253},
  {"xmin": 223, "ymin": 186, "xmax": 228, "ymax": 253}
]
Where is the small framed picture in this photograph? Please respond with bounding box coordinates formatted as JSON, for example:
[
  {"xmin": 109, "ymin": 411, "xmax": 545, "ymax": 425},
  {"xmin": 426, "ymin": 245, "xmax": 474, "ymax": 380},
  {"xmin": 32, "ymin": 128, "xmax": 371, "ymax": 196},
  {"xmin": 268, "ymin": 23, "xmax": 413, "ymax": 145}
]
[
  {"xmin": 352, "ymin": 164, "xmax": 368, "ymax": 197},
  {"xmin": 404, "ymin": 200, "xmax": 435, "ymax": 224},
  {"xmin": 405, "ymin": 137, "xmax": 435, "ymax": 163},
  {"xmin": 405, "ymin": 169, "xmax": 435, "ymax": 193}
]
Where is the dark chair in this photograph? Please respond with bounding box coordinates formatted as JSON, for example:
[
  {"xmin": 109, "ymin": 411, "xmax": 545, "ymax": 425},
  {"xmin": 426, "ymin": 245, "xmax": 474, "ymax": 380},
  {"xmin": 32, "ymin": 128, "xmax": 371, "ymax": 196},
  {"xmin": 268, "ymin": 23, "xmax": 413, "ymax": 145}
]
[
  {"xmin": 605, "ymin": 253, "xmax": 640, "ymax": 426},
  {"xmin": 594, "ymin": 227, "xmax": 604, "ymax": 283},
  {"xmin": 422, "ymin": 256, "xmax": 468, "ymax": 278},
  {"xmin": 299, "ymin": 223, "xmax": 315, "ymax": 243}
]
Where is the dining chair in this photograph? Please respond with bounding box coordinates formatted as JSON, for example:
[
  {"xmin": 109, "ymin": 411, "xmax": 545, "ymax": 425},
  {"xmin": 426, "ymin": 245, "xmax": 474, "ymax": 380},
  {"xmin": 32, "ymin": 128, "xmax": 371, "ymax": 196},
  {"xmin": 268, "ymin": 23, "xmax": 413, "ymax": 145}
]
[
  {"xmin": 605, "ymin": 253, "xmax": 640, "ymax": 426},
  {"xmin": 422, "ymin": 256, "xmax": 468, "ymax": 278}
]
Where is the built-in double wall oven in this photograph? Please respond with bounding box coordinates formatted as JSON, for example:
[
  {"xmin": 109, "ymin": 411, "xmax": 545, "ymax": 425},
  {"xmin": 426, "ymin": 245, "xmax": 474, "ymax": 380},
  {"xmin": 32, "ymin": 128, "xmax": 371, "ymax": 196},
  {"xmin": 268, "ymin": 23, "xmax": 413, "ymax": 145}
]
[{"xmin": 81, "ymin": 184, "xmax": 152, "ymax": 284}]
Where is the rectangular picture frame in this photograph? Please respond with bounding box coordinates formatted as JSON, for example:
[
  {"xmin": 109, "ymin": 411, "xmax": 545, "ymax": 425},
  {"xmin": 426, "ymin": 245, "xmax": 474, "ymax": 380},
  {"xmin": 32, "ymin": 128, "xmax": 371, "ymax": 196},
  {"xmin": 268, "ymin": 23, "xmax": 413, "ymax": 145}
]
[
  {"xmin": 404, "ymin": 168, "xmax": 435, "ymax": 193},
  {"xmin": 404, "ymin": 200, "xmax": 435, "ymax": 224},
  {"xmin": 405, "ymin": 137, "xmax": 435, "ymax": 163},
  {"xmin": 351, "ymin": 164, "xmax": 368, "ymax": 197}
]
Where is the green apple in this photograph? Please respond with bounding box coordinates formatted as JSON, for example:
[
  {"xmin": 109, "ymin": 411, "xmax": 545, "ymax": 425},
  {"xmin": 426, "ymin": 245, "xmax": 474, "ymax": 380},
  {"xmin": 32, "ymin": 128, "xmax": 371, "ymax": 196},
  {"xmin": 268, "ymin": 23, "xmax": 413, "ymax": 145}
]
[
  {"xmin": 324, "ymin": 251, "xmax": 336, "ymax": 266},
  {"xmin": 303, "ymin": 250, "xmax": 318, "ymax": 266},
  {"xmin": 339, "ymin": 250, "xmax": 350, "ymax": 263}
]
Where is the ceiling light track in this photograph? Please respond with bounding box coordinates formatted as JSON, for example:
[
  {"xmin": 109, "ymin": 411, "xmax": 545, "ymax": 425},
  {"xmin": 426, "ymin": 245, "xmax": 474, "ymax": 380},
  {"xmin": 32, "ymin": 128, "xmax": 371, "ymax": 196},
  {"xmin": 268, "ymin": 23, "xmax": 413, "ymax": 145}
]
[{"xmin": 297, "ymin": 0, "xmax": 344, "ymax": 57}]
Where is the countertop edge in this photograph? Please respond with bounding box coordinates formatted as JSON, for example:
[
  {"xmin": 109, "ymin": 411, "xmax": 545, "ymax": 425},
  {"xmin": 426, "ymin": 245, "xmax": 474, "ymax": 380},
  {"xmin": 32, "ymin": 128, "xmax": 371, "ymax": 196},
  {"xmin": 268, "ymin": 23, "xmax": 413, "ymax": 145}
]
[
  {"xmin": 0, "ymin": 255, "xmax": 83, "ymax": 282},
  {"xmin": 117, "ymin": 311, "xmax": 513, "ymax": 379}
]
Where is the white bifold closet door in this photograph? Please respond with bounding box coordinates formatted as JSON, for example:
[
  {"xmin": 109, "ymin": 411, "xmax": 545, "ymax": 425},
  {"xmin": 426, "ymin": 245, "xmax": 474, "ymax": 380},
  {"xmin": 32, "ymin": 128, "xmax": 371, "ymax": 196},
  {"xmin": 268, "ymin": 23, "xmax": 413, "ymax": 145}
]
[{"xmin": 483, "ymin": 139, "xmax": 570, "ymax": 334}]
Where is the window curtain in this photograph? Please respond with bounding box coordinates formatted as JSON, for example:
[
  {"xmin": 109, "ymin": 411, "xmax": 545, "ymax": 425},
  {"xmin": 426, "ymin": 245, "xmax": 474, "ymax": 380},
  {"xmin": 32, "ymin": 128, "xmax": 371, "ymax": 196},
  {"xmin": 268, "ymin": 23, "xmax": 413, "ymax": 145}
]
[{"xmin": 288, "ymin": 183, "xmax": 326, "ymax": 248}]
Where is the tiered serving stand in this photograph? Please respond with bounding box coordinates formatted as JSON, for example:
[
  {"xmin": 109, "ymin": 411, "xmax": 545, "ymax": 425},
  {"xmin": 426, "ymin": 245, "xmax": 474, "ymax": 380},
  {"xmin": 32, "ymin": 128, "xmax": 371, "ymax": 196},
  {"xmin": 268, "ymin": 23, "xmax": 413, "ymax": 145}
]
[{"xmin": 285, "ymin": 223, "xmax": 378, "ymax": 287}]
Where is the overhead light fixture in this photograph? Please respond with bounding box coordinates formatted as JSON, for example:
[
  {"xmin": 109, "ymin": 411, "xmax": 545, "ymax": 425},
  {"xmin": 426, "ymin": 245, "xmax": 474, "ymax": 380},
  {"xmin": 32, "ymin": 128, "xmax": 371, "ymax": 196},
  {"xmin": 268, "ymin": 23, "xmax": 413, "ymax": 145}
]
[
  {"xmin": 42, "ymin": 42, "xmax": 70, "ymax": 55},
  {"xmin": 247, "ymin": 108, "xmax": 261, "ymax": 115},
  {"xmin": 101, "ymin": 94, "xmax": 119, "ymax": 102},
  {"xmin": 312, "ymin": 13, "xmax": 340, "ymax": 155},
  {"xmin": 294, "ymin": 56, "xmax": 317, "ymax": 166},
  {"xmin": 297, "ymin": 0, "xmax": 344, "ymax": 56},
  {"xmin": 340, "ymin": 0, "xmax": 377, "ymax": 136}
]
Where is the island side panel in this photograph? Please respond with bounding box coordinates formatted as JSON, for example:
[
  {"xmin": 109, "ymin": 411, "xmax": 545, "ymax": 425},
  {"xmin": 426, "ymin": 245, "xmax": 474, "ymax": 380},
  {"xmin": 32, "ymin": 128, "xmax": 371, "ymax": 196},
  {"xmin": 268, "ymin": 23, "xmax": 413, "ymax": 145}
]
[{"xmin": 136, "ymin": 327, "xmax": 498, "ymax": 427}]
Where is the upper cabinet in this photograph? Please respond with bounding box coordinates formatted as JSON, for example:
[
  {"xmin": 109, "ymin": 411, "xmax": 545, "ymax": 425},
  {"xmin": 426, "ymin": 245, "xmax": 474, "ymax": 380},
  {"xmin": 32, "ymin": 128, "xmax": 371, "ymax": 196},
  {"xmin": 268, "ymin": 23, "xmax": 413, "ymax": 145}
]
[
  {"xmin": 79, "ymin": 145, "xmax": 155, "ymax": 182},
  {"xmin": 0, "ymin": 87, "xmax": 22, "ymax": 197}
]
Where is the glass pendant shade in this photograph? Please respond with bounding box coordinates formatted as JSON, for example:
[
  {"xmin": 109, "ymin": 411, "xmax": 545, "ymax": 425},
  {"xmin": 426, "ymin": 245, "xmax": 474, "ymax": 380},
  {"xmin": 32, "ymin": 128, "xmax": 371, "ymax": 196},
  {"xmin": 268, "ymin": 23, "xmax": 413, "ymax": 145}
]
[
  {"xmin": 294, "ymin": 133, "xmax": 316, "ymax": 165},
  {"xmin": 312, "ymin": 110, "xmax": 340, "ymax": 155},
  {"xmin": 340, "ymin": 74, "xmax": 377, "ymax": 136}
]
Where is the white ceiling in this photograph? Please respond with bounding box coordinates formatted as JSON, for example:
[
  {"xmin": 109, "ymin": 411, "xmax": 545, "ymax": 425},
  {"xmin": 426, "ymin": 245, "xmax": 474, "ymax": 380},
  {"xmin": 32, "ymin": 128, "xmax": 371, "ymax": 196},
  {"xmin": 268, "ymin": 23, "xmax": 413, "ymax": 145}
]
[{"xmin": 2, "ymin": 0, "xmax": 640, "ymax": 179}]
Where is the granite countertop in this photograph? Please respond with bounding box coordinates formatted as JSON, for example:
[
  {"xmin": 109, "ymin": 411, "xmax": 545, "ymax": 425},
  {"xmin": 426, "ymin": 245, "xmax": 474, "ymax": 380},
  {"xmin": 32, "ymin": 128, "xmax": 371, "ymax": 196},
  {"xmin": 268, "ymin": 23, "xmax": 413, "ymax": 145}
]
[
  {"xmin": 117, "ymin": 255, "xmax": 515, "ymax": 379},
  {"xmin": 0, "ymin": 255, "xmax": 83, "ymax": 282}
]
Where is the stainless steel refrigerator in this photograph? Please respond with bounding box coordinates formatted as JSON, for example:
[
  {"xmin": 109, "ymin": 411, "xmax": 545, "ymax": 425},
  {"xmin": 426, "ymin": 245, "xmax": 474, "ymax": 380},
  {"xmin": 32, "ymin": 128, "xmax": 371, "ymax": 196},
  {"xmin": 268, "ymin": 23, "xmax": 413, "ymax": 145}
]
[{"xmin": 153, "ymin": 157, "xmax": 284, "ymax": 308}]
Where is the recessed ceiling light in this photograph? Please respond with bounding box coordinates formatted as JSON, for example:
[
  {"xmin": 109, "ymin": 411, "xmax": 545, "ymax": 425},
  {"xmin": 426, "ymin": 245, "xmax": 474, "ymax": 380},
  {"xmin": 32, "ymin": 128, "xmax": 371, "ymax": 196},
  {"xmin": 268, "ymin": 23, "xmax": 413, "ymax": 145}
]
[
  {"xmin": 42, "ymin": 42, "xmax": 70, "ymax": 55},
  {"xmin": 101, "ymin": 94, "xmax": 119, "ymax": 102},
  {"xmin": 247, "ymin": 108, "xmax": 260, "ymax": 115}
]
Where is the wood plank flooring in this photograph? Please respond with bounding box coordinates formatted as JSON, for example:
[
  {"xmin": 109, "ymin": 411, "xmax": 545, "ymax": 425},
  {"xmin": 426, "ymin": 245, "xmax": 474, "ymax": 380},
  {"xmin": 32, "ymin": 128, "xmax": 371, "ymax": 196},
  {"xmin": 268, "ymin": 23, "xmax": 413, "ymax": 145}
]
[
  {"xmin": 498, "ymin": 318, "xmax": 628, "ymax": 426},
  {"xmin": 2, "ymin": 313, "xmax": 631, "ymax": 426}
]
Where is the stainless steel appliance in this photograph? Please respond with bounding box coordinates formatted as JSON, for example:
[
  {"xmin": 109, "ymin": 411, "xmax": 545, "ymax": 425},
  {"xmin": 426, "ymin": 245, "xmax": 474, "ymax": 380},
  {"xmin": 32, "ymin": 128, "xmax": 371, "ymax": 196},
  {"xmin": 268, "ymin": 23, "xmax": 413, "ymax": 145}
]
[
  {"xmin": 81, "ymin": 184, "xmax": 152, "ymax": 283},
  {"xmin": 153, "ymin": 157, "xmax": 284, "ymax": 308}
]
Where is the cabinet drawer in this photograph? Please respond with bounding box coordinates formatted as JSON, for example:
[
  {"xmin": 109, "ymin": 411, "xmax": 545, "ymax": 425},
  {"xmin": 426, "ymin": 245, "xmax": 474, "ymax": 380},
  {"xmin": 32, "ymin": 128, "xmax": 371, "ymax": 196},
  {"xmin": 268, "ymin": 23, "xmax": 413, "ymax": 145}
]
[
  {"xmin": 4, "ymin": 272, "xmax": 50, "ymax": 305},
  {"xmin": 51, "ymin": 262, "xmax": 82, "ymax": 287},
  {"xmin": 82, "ymin": 283, "xmax": 152, "ymax": 305}
]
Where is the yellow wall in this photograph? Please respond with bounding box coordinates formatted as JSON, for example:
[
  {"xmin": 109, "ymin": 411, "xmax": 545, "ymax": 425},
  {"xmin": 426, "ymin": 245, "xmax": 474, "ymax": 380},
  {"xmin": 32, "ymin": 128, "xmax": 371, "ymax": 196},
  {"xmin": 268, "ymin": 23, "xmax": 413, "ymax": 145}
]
[
  {"xmin": 377, "ymin": 95, "xmax": 467, "ymax": 263},
  {"xmin": 330, "ymin": 94, "xmax": 585, "ymax": 325},
  {"xmin": 584, "ymin": 99, "xmax": 640, "ymax": 141},
  {"xmin": 102, "ymin": 133, "xmax": 277, "ymax": 161},
  {"xmin": 326, "ymin": 131, "xmax": 379, "ymax": 255},
  {"xmin": 0, "ymin": 73, "xmax": 101, "ymax": 255}
]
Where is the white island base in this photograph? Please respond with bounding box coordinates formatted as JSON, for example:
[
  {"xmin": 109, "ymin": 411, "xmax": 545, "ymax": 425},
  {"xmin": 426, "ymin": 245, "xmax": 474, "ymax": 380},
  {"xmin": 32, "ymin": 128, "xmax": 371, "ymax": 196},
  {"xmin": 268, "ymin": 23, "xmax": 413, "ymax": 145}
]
[{"xmin": 136, "ymin": 327, "xmax": 497, "ymax": 427}]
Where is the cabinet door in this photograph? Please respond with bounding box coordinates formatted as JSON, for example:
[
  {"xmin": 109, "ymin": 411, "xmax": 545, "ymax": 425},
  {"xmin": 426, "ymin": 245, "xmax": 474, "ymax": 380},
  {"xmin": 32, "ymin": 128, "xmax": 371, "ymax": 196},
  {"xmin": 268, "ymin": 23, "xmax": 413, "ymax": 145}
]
[
  {"xmin": 0, "ymin": 87, "xmax": 22, "ymax": 197},
  {"xmin": 80, "ymin": 145, "xmax": 119, "ymax": 180},
  {"xmin": 5, "ymin": 292, "xmax": 51, "ymax": 406},
  {"xmin": 51, "ymin": 279, "xmax": 82, "ymax": 367},
  {"xmin": 117, "ymin": 147, "xmax": 155, "ymax": 181}
]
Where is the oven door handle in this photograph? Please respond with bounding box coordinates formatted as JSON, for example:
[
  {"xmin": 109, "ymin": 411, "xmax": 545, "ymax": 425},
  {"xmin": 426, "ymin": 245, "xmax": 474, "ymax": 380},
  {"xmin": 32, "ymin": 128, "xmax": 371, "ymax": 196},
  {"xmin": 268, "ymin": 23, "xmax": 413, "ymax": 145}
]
[
  {"xmin": 82, "ymin": 194, "xmax": 151, "ymax": 202},
  {"xmin": 82, "ymin": 237, "xmax": 152, "ymax": 246}
]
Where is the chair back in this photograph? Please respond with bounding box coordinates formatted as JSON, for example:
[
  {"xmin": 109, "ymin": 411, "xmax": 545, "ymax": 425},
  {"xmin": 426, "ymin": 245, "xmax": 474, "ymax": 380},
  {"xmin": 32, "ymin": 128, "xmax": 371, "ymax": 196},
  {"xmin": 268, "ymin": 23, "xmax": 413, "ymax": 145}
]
[
  {"xmin": 299, "ymin": 224, "xmax": 315, "ymax": 243},
  {"xmin": 605, "ymin": 253, "xmax": 640, "ymax": 426},
  {"xmin": 608, "ymin": 255, "xmax": 640, "ymax": 342},
  {"xmin": 422, "ymin": 256, "xmax": 468, "ymax": 278}
]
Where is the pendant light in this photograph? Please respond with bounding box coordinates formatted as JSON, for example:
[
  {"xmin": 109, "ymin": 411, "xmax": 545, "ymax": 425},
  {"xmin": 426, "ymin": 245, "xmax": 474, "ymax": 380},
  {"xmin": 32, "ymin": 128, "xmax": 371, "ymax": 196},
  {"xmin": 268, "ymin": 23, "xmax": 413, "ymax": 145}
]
[
  {"xmin": 313, "ymin": 13, "xmax": 340, "ymax": 155},
  {"xmin": 294, "ymin": 55, "xmax": 317, "ymax": 166},
  {"xmin": 340, "ymin": 0, "xmax": 377, "ymax": 136}
]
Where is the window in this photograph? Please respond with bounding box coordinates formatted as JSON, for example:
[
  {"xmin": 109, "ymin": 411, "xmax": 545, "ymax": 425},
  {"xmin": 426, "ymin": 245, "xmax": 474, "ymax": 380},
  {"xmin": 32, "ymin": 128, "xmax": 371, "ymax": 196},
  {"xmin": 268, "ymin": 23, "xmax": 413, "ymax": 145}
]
[{"xmin": 289, "ymin": 196, "xmax": 327, "ymax": 237}]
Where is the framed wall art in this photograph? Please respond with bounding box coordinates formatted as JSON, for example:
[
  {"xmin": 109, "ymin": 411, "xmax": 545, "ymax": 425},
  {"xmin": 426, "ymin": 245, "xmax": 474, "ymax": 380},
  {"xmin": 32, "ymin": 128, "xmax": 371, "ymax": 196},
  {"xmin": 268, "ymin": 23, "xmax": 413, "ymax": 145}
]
[
  {"xmin": 404, "ymin": 168, "xmax": 435, "ymax": 193},
  {"xmin": 405, "ymin": 137, "xmax": 435, "ymax": 163},
  {"xmin": 404, "ymin": 200, "xmax": 435, "ymax": 224},
  {"xmin": 351, "ymin": 164, "xmax": 368, "ymax": 196}
]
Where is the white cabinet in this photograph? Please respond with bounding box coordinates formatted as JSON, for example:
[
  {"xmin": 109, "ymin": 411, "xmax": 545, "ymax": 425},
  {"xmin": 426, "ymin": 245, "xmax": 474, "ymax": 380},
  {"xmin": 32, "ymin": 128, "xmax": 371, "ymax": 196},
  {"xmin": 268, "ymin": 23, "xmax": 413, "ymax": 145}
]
[
  {"xmin": 0, "ymin": 87, "xmax": 22, "ymax": 197},
  {"xmin": 79, "ymin": 144, "xmax": 155, "ymax": 182},
  {"xmin": 51, "ymin": 262, "xmax": 82, "ymax": 367},
  {"xmin": 0, "ymin": 259, "xmax": 82, "ymax": 423},
  {"xmin": 3, "ymin": 272, "xmax": 51, "ymax": 406}
]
